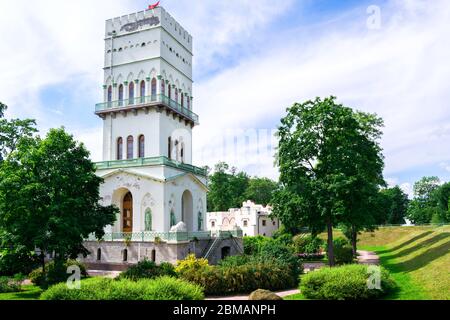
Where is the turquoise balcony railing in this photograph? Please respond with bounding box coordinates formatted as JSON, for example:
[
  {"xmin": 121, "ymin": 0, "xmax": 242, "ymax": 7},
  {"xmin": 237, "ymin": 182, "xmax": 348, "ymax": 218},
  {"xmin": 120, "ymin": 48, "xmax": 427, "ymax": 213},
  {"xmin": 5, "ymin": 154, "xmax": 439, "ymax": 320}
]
[
  {"xmin": 95, "ymin": 156, "xmax": 207, "ymax": 177},
  {"xmin": 95, "ymin": 94, "xmax": 199, "ymax": 124}
]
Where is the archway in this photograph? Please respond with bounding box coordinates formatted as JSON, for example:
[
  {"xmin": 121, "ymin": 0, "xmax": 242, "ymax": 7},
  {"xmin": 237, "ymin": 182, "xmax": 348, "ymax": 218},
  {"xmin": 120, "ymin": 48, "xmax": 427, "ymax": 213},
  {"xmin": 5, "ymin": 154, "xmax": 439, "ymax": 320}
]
[
  {"xmin": 122, "ymin": 192, "xmax": 133, "ymax": 233},
  {"xmin": 181, "ymin": 190, "xmax": 193, "ymax": 232}
]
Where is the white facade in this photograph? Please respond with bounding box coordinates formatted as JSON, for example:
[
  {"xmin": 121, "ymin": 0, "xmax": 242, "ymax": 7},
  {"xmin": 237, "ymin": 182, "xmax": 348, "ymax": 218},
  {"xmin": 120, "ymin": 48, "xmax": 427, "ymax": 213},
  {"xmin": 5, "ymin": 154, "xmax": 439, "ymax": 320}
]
[
  {"xmin": 95, "ymin": 7, "xmax": 207, "ymax": 235},
  {"xmin": 207, "ymin": 201, "xmax": 281, "ymax": 237}
]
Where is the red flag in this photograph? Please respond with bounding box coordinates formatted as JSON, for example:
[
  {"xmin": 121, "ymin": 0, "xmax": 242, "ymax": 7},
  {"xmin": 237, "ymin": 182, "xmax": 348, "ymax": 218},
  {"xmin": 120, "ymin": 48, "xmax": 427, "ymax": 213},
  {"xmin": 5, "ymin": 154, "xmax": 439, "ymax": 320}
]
[{"xmin": 148, "ymin": 1, "xmax": 160, "ymax": 10}]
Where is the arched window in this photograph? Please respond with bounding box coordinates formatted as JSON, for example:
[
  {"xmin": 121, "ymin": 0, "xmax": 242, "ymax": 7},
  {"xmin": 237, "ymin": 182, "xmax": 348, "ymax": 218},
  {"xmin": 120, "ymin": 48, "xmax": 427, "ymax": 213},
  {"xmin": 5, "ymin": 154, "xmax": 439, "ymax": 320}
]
[
  {"xmin": 168, "ymin": 85, "xmax": 171, "ymax": 100},
  {"xmin": 138, "ymin": 135, "xmax": 145, "ymax": 158},
  {"xmin": 187, "ymin": 96, "xmax": 190, "ymax": 110},
  {"xmin": 118, "ymin": 84, "xmax": 124, "ymax": 106},
  {"xmin": 140, "ymin": 80, "xmax": 146, "ymax": 102},
  {"xmin": 97, "ymin": 248, "xmax": 102, "ymax": 261},
  {"xmin": 168, "ymin": 137, "xmax": 172, "ymax": 159},
  {"xmin": 198, "ymin": 211, "xmax": 203, "ymax": 231},
  {"xmin": 181, "ymin": 93, "xmax": 184, "ymax": 107},
  {"xmin": 127, "ymin": 136, "xmax": 134, "ymax": 159},
  {"xmin": 145, "ymin": 208, "xmax": 152, "ymax": 231},
  {"xmin": 161, "ymin": 80, "xmax": 165, "ymax": 96},
  {"xmin": 170, "ymin": 209, "xmax": 176, "ymax": 227},
  {"xmin": 151, "ymin": 78, "xmax": 157, "ymax": 98},
  {"xmin": 175, "ymin": 89, "xmax": 178, "ymax": 103},
  {"xmin": 128, "ymin": 82, "xmax": 135, "ymax": 105},
  {"xmin": 107, "ymin": 86, "xmax": 112, "ymax": 104},
  {"xmin": 117, "ymin": 137, "xmax": 123, "ymax": 160}
]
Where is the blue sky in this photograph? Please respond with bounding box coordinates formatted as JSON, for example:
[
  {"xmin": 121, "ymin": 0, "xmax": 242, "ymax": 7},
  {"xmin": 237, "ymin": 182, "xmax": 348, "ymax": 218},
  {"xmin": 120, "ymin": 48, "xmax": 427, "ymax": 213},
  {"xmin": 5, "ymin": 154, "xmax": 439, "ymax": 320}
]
[{"xmin": 1, "ymin": 0, "xmax": 450, "ymax": 197}]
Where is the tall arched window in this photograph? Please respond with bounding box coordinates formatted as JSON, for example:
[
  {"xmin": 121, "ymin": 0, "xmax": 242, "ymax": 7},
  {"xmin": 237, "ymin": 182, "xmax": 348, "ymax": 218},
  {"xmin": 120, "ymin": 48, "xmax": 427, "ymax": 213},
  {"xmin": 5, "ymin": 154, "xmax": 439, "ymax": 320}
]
[
  {"xmin": 151, "ymin": 78, "xmax": 157, "ymax": 98},
  {"xmin": 107, "ymin": 86, "xmax": 112, "ymax": 106},
  {"xmin": 170, "ymin": 209, "xmax": 176, "ymax": 227},
  {"xmin": 175, "ymin": 88, "xmax": 178, "ymax": 104},
  {"xmin": 138, "ymin": 135, "xmax": 145, "ymax": 158},
  {"xmin": 187, "ymin": 96, "xmax": 190, "ymax": 110},
  {"xmin": 117, "ymin": 137, "xmax": 123, "ymax": 160},
  {"xmin": 161, "ymin": 80, "xmax": 165, "ymax": 96},
  {"xmin": 145, "ymin": 208, "xmax": 152, "ymax": 231},
  {"xmin": 118, "ymin": 85, "xmax": 124, "ymax": 106},
  {"xmin": 140, "ymin": 80, "xmax": 146, "ymax": 103},
  {"xmin": 127, "ymin": 136, "xmax": 134, "ymax": 159},
  {"xmin": 181, "ymin": 93, "xmax": 184, "ymax": 107},
  {"xmin": 168, "ymin": 85, "xmax": 171, "ymax": 100},
  {"xmin": 168, "ymin": 137, "xmax": 172, "ymax": 159},
  {"xmin": 128, "ymin": 82, "xmax": 135, "ymax": 105}
]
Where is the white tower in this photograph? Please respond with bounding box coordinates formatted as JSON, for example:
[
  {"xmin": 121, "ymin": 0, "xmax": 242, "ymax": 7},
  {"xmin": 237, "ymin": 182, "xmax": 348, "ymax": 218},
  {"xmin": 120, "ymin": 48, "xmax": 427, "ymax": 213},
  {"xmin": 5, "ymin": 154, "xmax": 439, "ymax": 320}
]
[{"xmin": 94, "ymin": 7, "xmax": 207, "ymax": 236}]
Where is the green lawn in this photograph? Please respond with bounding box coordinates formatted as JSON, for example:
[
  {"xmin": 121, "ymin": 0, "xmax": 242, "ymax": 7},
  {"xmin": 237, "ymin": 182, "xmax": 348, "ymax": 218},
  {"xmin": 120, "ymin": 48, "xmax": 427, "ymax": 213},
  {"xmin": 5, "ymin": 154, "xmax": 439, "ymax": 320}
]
[
  {"xmin": 286, "ymin": 225, "xmax": 449, "ymax": 300},
  {"xmin": 0, "ymin": 285, "xmax": 43, "ymax": 300}
]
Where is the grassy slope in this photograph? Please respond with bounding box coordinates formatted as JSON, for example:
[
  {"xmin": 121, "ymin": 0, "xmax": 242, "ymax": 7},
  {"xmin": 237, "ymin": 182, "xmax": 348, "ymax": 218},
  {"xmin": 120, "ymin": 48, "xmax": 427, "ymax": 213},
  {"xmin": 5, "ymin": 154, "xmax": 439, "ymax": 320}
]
[
  {"xmin": 0, "ymin": 285, "xmax": 43, "ymax": 300},
  {"xmin": 358, "ymin": 225, "xmax": 449, "ymax": 300}
]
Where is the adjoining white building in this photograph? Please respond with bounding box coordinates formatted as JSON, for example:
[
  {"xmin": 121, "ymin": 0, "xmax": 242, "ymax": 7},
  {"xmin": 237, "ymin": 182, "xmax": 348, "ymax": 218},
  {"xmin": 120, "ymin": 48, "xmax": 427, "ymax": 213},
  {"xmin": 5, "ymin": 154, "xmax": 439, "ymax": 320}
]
[
  {"xmin": 207, "ymin": 201, "xmax": 281, "ymax": 238},
  {"xmin": 80, "ymin": 6, "xmax": 243, "ymax": 269}
]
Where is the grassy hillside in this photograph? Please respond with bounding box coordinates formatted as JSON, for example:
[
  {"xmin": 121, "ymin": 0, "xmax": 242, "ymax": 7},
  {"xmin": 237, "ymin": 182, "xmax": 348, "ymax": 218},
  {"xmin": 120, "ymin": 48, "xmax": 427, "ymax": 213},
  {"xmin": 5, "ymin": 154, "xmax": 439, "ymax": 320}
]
[{"xmin": 356, "ymin": 225, "xmax": 449, "ymax": 300}]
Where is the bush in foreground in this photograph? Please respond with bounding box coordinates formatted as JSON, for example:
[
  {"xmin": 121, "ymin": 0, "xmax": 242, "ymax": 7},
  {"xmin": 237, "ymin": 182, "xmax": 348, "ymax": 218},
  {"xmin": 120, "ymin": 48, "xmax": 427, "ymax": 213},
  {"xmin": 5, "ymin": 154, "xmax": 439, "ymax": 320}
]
[
  {"xmin": 29, "ymin": 260, "xmax": 88, "ymax": 289},
  {"xmin": 118, "ymin": 259, "xmax": 177, "ymax": 281},
  {"xmin": 300, "ymin": 264, "xmax": 396, "ymax": 300},
  {"xmin": 41, "ymin": 276, "xmax": 204, "ymax": 300},
  {"xmin": 0, "ymin": 274, "xmax": 25, "ymax": 293}
]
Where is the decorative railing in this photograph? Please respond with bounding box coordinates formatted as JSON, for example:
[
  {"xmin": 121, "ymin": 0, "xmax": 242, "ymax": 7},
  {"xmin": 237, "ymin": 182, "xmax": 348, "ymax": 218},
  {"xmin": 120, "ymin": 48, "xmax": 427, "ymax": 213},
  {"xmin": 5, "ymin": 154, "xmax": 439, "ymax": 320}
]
[
  {"xmin": 95, "ymin": 94, "xmax": 199, "ymax": 124},
  {"xmin": 85, "ymin": 230, "xmax": 243, "ymax": 243},
  {"xmin": 94, "ymin": 156, "xmax": 207, "ymax": 177}
]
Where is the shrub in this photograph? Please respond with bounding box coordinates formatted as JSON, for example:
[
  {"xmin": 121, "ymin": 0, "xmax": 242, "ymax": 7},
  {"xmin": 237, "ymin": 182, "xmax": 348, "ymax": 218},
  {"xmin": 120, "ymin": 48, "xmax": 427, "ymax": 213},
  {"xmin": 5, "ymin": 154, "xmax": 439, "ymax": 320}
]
[
  {"xmin": 328, "ymin": 238, "xmax": 354, "ymax": 265},
  {"xmin": 293, "ymin": 234, "xmax": 324, "ymax": 254},
  {"xmin": 175, "ymin": 254, "xmax": 209, "ymax": 274},
  {"xmin": 243, "ymin": 236, "xmax": 271, "ymax": 255},
  {"xmin": 300, "ymin": 264, "xmax": 397, "ymax": 300},
  {"xmin": 273, "ymin": 233, "xmax": 294, "ymax": 246},
  {"xmin": 0, "ymin": 274, "xmax": 24, "ymax": 293},
  {"xmin": 218, "ymin": 255, "xmax": 250, "ymax": 268},
  {"xmin": 0, "ymin": 249, "xmax": 40, "ymax": 276},
  {"xmin": 41, "ymin": 276, "xmax": 204, "ymax": 300},
  {"xmin": 259, "ymin": 240, "xmax": 303, "ymax": 278},
  {"xmin": 118, "ymin": 259, "xmax": 176, "ymax": 281},
  {"xmin": 29, "ymin": 260, "xmax": 88, "ymax": 289}
]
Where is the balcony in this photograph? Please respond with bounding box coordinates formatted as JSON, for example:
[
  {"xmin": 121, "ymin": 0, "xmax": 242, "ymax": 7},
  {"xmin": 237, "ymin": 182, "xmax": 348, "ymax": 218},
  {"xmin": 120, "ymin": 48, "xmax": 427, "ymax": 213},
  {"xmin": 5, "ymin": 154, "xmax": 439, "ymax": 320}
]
[
  {"xmin": 95, "ymin": 156, "xmax": 207, "ymax": 177},
  {"xmin": 95, "ymin": 94, "xmax": 199, "ymax": 125}
]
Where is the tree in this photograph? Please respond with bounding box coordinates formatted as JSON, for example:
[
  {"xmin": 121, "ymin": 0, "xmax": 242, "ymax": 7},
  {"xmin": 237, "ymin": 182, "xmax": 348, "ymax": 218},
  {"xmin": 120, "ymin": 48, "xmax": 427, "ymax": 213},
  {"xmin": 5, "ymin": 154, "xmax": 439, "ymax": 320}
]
[
  {"xmin": 407, "ymin": 176, "xmax": 441, "ymax": 224},
  {"xmin": 244, "ymin": 177, "xmax": 278, "ymax": 206},
  {"xmin": 0, "ymin": 102, "xmax": 37, "ymax": 160},
  {"xmin": 0, "ymin": 128, "xmax": 117, "ymax": 271},
  {"xmin": 207, "ymin": 162, "xmax": 249, "ymax": 212},
  {"xmin": 272, "ymin": 97, "xmax": 385, "ymax": 266},
  {"xmin": 378, "ymin": 186, "xmax": 409, "ymax": 225}
]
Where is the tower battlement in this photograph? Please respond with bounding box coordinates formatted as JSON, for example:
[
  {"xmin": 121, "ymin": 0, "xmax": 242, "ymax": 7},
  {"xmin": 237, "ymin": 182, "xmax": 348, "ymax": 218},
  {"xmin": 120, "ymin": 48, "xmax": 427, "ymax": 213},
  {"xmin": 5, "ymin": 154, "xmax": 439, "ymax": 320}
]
[{"xmin": 105, "ymin": 6, "xmax": 192, "ymax": 52}]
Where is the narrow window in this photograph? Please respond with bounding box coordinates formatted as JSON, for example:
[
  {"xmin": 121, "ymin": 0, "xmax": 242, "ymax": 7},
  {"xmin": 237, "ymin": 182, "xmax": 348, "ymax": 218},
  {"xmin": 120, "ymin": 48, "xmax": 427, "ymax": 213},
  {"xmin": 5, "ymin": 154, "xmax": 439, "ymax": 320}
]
[
  {"xmin": 127, "ymin": 136, "xmax": 134, "ymax": 159},
  {"xmin": 97, "ymin": 248, "xmax": 102, "ymax": 261},
  {"xmin": 243, "ymin": 220, "xmax": 248, "ymax": 227},
  {"xmin": 175, "ymin": 88, "xmax": 178, "ymax": 103},
  {"xmin": 151, "ymin": 249, "xmax": 156, "ymax": 262},
  {"xmin": 140, "ymin": 80, "xmax": 146, "ymax": 102},
  {"xmin": 168, "ymin": 85, "xmax": 171, "ymax": 100},
  {"xmin": 151, "ymin": 78, "xmax": 157, "ymax": 97},
  {"xmin": 138, "ymin": 135, "xmax": 145, "ymax": 158},
  {"xmin": 181, "ymin": 93, "xmax": 184, "ymax": 107},
  {"xmin": 211, "ymin": 221, "xmax": 215, "ymax": 228},
  {"xmin": 107, "ymin": 86, "xmax": 112, "ymax": 102},
  {"xmin": 168, "ymin": 137, "xmax": 172, "ymax": 159},
  {"xmin": 180, "ymin": 143, "xmax": 185, "ymax": 163},
  {"xmin": 187, "ymin": 96, "xmax": 190, "ymax": 110},
  {"xmin": 118, "ymin": 84, "xmax": 124, "ymax": 106},
  {"xmin": 123, "ymin": 249, "xmax": 128, "ymax": 262},
  {"xmin": 117, "ymin": 137, "xmax": 123, "ymax": 160},
  {"xmin": 161, "ymin": 80, "xmax": 165, "ymax": 96},
  {"xmin": 262, "ymin": 220, "xmax": 267, "ymax": 227},
  {"xmin": 128, "ymin": 82, "xmax": 135, "ymax": 104}
]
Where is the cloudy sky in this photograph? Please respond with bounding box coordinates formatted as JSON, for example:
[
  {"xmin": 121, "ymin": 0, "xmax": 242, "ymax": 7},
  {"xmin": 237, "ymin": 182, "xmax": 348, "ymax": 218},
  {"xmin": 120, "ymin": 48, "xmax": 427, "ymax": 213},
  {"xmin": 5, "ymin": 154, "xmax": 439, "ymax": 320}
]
[{"xmin": 1, "ymin": 0, "xmax": 450, "ymax": 197}]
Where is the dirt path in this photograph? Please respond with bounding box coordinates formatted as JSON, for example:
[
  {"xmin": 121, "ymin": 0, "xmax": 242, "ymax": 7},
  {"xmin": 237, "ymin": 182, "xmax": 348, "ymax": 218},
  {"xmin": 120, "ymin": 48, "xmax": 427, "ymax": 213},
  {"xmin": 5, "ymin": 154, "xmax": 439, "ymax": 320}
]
[
  {"xmin": 357, "ymin": 250, "xmax": 380, "ymax": 265},
  {"xmin": 205, "ymin": 289, "xmax": 300, "ymax": 301}
]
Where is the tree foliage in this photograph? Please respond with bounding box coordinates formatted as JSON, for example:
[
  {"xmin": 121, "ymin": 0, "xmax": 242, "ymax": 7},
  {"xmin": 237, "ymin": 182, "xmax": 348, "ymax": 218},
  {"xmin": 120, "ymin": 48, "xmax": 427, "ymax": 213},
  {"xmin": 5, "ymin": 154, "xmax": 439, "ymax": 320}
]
[
  {"xmin": 272, "ymin": 96, "xmax": 385, "ymax": 266},
  {"xmin": 0, "ymin": 128, "xmax": 117, "ymax": 268},
  {"xmin": 244, "ymin": 177, "xmax": 278, "ymax": 206}
]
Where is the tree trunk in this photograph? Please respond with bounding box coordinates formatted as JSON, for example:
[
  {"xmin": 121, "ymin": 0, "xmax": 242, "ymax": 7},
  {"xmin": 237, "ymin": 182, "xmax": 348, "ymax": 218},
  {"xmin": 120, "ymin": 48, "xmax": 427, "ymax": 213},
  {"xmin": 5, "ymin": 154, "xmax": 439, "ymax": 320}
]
[
  {"xmin": 40, "ymin": 252, "xmax": 46, "ymax": 273},
  {"xmin": 351, "ymin": 227, "xmax": 358, "ymax": 257},
  {"xmin": 326, "ymin": 218, "xmax": 335, "ymax": 267}
]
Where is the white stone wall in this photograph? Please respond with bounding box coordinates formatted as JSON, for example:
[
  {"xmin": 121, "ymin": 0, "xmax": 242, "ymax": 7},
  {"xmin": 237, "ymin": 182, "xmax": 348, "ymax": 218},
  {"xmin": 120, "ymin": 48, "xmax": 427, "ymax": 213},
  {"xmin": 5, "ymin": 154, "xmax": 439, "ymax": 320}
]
[{"xmin": 207, "ymin": 201, "xmax": 280, "ymax": 237}]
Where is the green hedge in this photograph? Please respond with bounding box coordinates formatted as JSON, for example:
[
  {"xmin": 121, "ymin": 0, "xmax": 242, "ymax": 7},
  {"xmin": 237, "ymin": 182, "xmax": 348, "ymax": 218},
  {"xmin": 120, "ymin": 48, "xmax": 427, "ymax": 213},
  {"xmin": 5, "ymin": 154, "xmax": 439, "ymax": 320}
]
[
  {"xmin": 300, "ymin": 264, "xmax": 397, "ymax": 300},
  {"xmin": 29, "ymin": 260, "xmax": 88, "ymax": 289},
  {"xmin": 0, "ymin": 275, "xmax": 24, "ymax": 293},
  {"xmin": 118, "ymin": 259, "xmax": 177, "ymax": 281},
  {"xmin": 40, "ymin": 276, "xmax": 204, "ymax": 300}
]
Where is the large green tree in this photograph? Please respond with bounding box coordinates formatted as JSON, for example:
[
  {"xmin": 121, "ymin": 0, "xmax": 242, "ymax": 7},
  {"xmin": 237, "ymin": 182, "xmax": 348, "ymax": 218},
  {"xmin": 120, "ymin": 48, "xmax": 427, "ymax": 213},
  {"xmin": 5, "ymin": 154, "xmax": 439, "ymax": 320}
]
[
  {"xmin": 378, "ymin": 186, "xmax": 409, "ymax": 225},
  {"xmin": 244, "ymin": 177, "xmax": 278, "ymax": 206},
  {"xmin": 407, "ymin": 176, "xmax": 441, "ymax": 224},
  {"xmin": 0, "ymin": 102, "xmax": 37, "ymax": 160},
  {"xmin": 272, "ymin": 97, "xmax": 385, "ymax": 266},
  {"xmin": 0, "ymin": 128, "xmax": 117, "ymax": 271}
]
